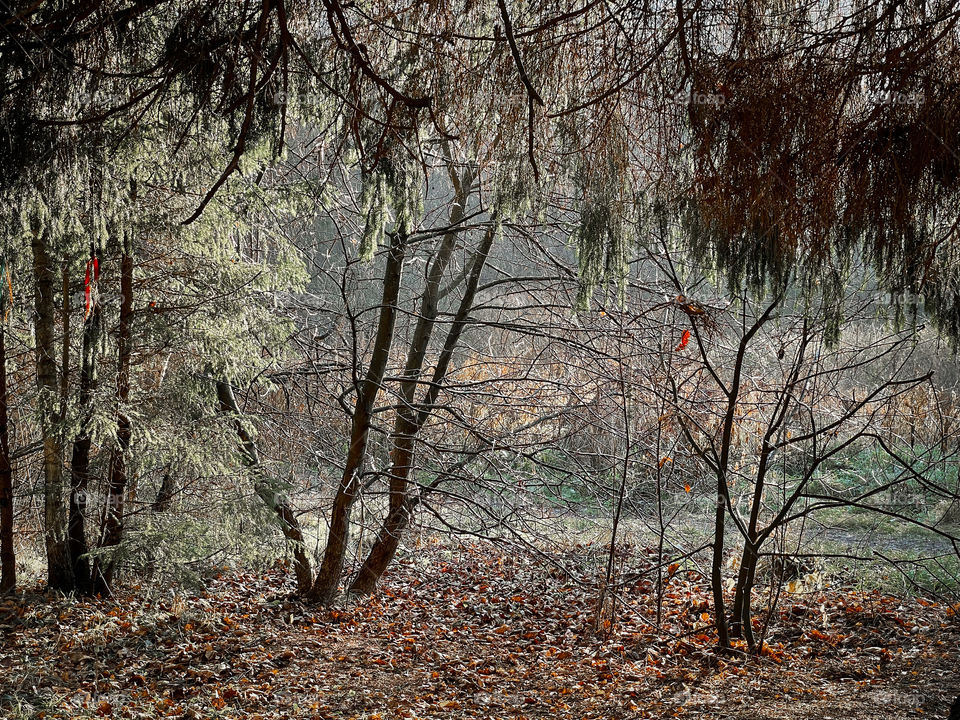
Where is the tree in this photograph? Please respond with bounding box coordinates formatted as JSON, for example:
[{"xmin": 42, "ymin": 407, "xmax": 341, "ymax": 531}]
[
  {"xmin": 31, "ymin": 222, "xmax": 73, "ymax": 592},
  {"xmin": 67, "ymin": 244, "xmax": 103, "ymax": 594},
  {"xmin": 91, "ymin": 230, "xmax": 134, "ymax": 595},
  {"xmin": 349, "ymin": 180, "xmax": 496, "ymax": 596},
  {"xmin": 0, "ymin": 256, "xmax": 13, "ymax": 593},
  {"xmin": 662, "ymin": 275, "xmax": 955, "ymax": 651}
]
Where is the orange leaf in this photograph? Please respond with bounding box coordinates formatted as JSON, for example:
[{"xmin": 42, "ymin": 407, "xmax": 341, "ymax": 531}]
[
  {"xmin": 684, "ymin": 483, "xmax": 691, "ymax": 493},
  {"xmin": 675, "ymin": 329, "xmax": 691, "ymax": 351}
]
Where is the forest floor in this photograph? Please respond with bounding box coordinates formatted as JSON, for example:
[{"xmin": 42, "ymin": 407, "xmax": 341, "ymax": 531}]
[{"xmin": 1, "ymin": 541, "xmax": 958, "ymax": 720}]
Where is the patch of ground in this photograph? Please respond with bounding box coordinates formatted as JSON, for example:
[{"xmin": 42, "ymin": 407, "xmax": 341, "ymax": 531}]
[{"xmin": 1, "ymin": 542, "xmax": 957, "ymax": 719}]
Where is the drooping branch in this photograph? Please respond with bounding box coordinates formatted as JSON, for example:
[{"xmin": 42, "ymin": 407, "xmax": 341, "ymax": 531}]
[{"xmin": 214, "ymin": 378, "xmax": 313, "ymax": 594}]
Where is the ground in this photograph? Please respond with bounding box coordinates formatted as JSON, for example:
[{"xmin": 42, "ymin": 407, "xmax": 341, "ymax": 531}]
[{"xmin": 1, "ymin": 542, "xmax": 958, "ymax": 719}]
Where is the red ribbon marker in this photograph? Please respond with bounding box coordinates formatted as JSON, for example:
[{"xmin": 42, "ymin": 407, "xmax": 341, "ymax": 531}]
[{"xmin": 84, "ymin": 255, "xmax": 99, "ymax": 320}]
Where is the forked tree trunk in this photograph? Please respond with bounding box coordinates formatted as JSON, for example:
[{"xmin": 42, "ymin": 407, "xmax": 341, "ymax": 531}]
[
  {"xmin": 349, "ymin": 168, "xmax": 472, "ymax": 594},
  {"xmin": 710, "ymin": 343, "xmax": 750, "ymax": 650},
  {"xmin": 68, "ymin": 281, "xmax": 101, "ymax": 595},
  {"xmin": 306, "ymin": 231, "xmax": 408, "ymax": 605},
  {"xmin": 214, "ymin": 378, "xmax": 313, "ymax": 593},
  {"xmin": 31, "ymin": 228, "xmax": 73, "ymax": 592},
  {"xmin": 710, "ymin": 489, "xmax": 730, "ymax": 648},
  {"xmin": 0, "ymin": 323, "xmax": 15, "ymax": 593},
  {"xmin": 350, "ymin": 220, "xmax": 496, "ymax": 595},
  {"xmin": 729, "ymin": 323, "xmax": 808, "ymax": 650},
  {"xmin": 706, "ymin": 296, "xmax": 781, "ymax": 649},
  {"xmin": 93, "ymin": 247, "xmax": 133, "ymax": 595},
  {"xmin": 730, "ymin": 450, "xmax": 771, "ymax": 648}
]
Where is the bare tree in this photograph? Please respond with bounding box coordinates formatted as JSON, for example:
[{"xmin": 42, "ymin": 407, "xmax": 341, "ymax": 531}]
[{"xmin": 662, "ymin": 278, "xmax": 957, "ymax": 651}]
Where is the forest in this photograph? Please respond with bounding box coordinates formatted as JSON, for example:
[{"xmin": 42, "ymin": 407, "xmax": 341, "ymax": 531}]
[{"xmin": 1, "ymin": 0, "xmax": 959, "ymax": 718}]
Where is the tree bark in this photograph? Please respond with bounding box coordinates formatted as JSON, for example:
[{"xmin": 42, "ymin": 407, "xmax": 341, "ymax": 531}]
[
  {"xmin": 729, "ymin": 501, "xmax": 761, "ymax": 648},
  {"xmin": 93, "ymin": 248, "xmax": 133, "ymax": 595},
  {"xmin": 730, "ymin": 446, "xmax": 777, "ymax": 647},
  {"xmin": 68, "ymin": 277, "xmax": 101, "ymax": 595},
  {"xmin": 350, "ymin": 218, "xmax": 496, "ymax": 595},
  {"xmin": 152, "ymin": 465, "xmax": 175, "ymax": 512},
  {"xmin": 31, "ymin": 228, "xmax": 73, "ymax": 592},
  {"xmin": 306, "ymin": 231, "xmax": 408, "ymax": 605},
  {"xmin": 0, "ymin": 323, "xmax": 15, "ymax": 593},
  {"xmin": 214, "ymin": 378, "xmax": 313, "ymax": 594},
  {"xmin": 60, "ymin": 268, "xmax": 69, "ymax": 417}
]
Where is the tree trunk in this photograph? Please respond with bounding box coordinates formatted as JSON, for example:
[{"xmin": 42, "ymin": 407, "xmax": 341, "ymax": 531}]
[
  {"xmin": 708, "ymin": 341, "xmax": 750, "ymax": 648},
  {"xmin": 350, "ymin": 218, "xmax": 497, "ymax": 596},
  {"xmin": 730, "ymin": 456, "xmax": 768, "ymax": 647},
  {"xmin": 152, "ymin": 466, "xmax": 175, "ymax": 512},
  {"xmin": 710, "ymin": 488, "xmax": 730, "ymax": 648},
  {"xmin": 306, "ymin": 231, "xmax": 408, "ymax": 605},
  {"xmin": 214, "ymin": 378, "xmax": 313, "ymax": 594},
  {"xmin": 68, "ymin": 277, "xmax": 101, "ymax": 595},
  {"xmin": 93, "ymin": 248, "xmax": 133, "ymax": 595},
  {"xmin": 0, "ymin": 324, "xmax": 15, "ymax": 593},
  {"xmin": 60, "ymin": 268, "xmax": 69, "ymax": 417},
  {"xmin": 730, "ymin": 536, "xmax": 759, "ymax": 645},
  {"xmin": 730, "ymin": 445, "xmax": 781, "ymax": 650},
  {"xmin": 32, "ymin": 228, "xmax": 73, "ymax": 592}
]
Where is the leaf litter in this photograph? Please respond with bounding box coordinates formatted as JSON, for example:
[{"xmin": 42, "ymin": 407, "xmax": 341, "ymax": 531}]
[{"xmin": 1, "ymin": 541, "xmax": 957, "ymax": 719}]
